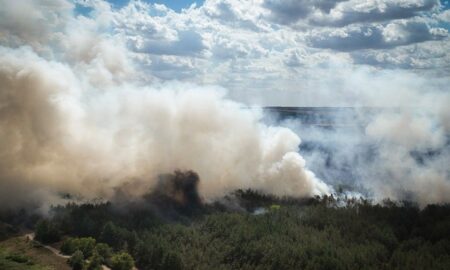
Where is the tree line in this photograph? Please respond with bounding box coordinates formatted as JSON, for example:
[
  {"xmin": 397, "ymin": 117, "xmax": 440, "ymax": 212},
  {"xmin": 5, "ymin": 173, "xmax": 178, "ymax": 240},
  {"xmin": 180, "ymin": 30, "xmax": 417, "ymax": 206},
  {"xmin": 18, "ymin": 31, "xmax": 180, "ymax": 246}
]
[{"xmin": 27, "ymin": 191, "xmax": 450, "ymax": 270}]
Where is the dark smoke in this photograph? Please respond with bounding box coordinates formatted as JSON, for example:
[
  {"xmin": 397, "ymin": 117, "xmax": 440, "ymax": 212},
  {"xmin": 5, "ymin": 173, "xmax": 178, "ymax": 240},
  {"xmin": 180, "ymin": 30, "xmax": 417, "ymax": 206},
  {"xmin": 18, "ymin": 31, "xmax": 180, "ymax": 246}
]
[
  {"xmin": 108, "ymin": 170, "xmax": 204, "ymax": 222},
  {"xmin": 147, "ymin": 170, "xmax": 203, "ymax": 211}
]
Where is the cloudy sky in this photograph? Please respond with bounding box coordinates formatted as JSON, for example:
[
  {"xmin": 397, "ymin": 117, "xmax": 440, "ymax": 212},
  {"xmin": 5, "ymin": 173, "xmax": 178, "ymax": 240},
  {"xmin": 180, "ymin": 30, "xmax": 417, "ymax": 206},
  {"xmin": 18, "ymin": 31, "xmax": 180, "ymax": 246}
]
[
  {"xmin": 0, "ymin": 0, "xmax": 449, "ymax": 207},
  {"xmin": 2, "ymin": 0, "xmax": 450, "ymax": 106}
]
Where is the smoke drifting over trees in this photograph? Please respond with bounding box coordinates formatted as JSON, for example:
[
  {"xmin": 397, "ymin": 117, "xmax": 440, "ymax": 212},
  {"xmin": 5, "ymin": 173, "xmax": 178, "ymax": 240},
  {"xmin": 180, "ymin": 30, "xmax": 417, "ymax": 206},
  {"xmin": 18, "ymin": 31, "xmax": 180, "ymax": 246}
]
[
  {"xmin": 0, "ymin": 0, "xmax": 449, "ymax": 211},
  {"xmin": 276, "ymin": 105, "xmax": 450, "ymax": 207},
  {"xmin": 0, "ymin": 1, "xmax": 331, "ymax": 211}
]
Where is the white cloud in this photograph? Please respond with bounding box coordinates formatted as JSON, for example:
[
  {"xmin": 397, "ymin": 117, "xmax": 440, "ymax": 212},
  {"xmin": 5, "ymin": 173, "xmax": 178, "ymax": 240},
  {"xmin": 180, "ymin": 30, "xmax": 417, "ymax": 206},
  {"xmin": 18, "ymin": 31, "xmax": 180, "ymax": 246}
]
[
  {"xmin": 3, "ymin": 0, "xmax": 446, "ymax": 105},
  {"xmin": 311, "ymin": 0, "xmax": 440, "ymax": 26},
  {"xmin": 308, "ymin": 18, "xmax": 447, "ymax": 51}
]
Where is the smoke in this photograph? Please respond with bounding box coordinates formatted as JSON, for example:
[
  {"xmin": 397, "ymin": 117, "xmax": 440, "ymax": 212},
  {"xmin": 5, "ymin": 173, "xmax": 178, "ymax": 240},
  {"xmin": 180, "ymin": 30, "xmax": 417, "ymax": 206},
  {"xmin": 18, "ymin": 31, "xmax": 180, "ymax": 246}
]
[
  {"xmin": 363, "ymin": 108, "xmax": 450, "ymax": 206},
  {"xmin": 276, "ymin": 73, "xmax": 450, "ymax": 207},
  {"xmin": 151, "ymin": 170, "xmax": 202, "ymax": 207},
  {"xmin": 1, "ymin": 0, "xmax": 448, "ymax": 211},
  {"xmin": 0, "ymin": 0, "xmax": 329, "ymax": 211}
]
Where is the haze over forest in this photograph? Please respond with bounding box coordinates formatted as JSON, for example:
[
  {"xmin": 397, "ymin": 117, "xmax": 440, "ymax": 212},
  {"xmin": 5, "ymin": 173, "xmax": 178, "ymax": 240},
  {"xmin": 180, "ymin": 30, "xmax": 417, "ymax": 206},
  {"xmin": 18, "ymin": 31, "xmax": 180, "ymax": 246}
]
[{"xmin": 0, "ymin": 1, "xmax": 449, "ymax": 270}]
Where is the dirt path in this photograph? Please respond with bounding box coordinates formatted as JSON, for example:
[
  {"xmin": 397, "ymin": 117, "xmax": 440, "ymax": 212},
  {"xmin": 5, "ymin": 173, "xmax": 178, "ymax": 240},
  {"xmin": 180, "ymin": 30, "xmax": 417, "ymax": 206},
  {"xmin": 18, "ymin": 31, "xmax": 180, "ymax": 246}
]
[
  {"xmin": 24, "ymin": 233, "xmax": 70, "ymax": 259},
  {"xmin": 24, "ymin": 233, "xmax": 111, "ymax": 270}
]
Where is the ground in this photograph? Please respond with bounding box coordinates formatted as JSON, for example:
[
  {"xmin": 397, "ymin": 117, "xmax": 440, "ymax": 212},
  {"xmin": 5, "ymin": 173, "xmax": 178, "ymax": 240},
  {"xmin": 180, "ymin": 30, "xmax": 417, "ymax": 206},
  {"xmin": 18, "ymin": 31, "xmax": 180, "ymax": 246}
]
[{"xmin": 0, "ymin": 235, "xmax": 70, "ymax": 270}]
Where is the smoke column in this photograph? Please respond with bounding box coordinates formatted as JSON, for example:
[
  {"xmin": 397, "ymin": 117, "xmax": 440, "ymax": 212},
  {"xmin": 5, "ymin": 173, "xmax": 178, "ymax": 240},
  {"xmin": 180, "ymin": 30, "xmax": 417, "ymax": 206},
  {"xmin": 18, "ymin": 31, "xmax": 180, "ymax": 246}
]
[{"xmin": 0, "ymin": 0, "xmax": 330, "ymax": 210}]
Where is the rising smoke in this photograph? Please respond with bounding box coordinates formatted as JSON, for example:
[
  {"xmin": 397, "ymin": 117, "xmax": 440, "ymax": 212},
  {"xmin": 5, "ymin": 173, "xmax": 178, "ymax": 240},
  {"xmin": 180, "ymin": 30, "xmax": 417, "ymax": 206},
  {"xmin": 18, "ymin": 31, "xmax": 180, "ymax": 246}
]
[
  {"xmin": 0, "ymin": 0, "xmax": 330, "ymax": 211},
  {"xmin": 1, "ymin": 0, "xmax": 449, "ymax": 211}
]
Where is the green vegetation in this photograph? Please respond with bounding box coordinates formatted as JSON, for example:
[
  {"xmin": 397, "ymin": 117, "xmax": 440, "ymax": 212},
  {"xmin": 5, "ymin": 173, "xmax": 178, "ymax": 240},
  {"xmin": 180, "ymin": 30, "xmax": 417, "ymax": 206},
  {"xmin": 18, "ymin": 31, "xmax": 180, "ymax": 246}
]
[
  {"xmin": 61, "ymin": 237, "xmax": 96, "ymax": 257},
  {"xmin": 68, "ymin": 250, "xmax": 84, "ymax": 270},
  {"xmin": 0, "ymin": 221, "xmax": 18, "ymax": 241},
  {"xmin": 86, "ymin": 250, "xmax": 103, "ymax": 270},
  {"xmin": 0, "ymin": 251, "xmax": 49, "ymax": 270},
  {"xmin": 2, "ymin": 190, "xmax": 450, "ymax": 269},
  {"xmin": 61, "ymin": 237, "xmax": 126, "ymax": 269},
  {"xmin": 94, "ymin": 243, "xmax": 113, "ymax": 265},
  {"xmin": 35, "ymin": 220, "xmax": 60, "ymax": 244},
  {"xmin": 0, "ymin": 236, "xmax": 68, "ymax": 270},
  {"xmin": 110, "ymin": 252, "xmax": 134, "ymax": 270}
]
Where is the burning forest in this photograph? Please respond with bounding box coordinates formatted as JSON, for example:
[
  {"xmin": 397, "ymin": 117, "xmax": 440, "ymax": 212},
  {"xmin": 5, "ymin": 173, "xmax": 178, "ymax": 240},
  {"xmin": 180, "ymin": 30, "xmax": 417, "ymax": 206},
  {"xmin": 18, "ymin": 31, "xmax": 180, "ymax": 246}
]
[{"xmin": 1, "ymin": 0, "xmax": 450, "ymax": 270}]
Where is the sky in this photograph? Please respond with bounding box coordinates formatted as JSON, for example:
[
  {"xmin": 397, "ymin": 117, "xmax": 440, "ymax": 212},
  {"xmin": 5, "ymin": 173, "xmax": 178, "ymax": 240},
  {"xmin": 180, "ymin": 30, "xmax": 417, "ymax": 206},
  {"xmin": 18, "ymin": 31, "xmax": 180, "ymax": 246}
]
[
  {"xmin": 0, "ymin": 0, "xmax": 449, "ymax": 207},
  {"xmin": 3, "ymin": 0, "xmax": 450, "ymax": 106},
  {"xmin": 106, "ymin": 0, "xmax": 204, "ymax": 11}
]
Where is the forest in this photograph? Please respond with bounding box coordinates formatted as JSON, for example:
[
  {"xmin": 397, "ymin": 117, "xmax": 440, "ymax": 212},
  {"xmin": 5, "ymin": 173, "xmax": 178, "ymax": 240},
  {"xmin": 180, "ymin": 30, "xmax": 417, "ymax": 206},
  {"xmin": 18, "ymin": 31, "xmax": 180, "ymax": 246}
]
[{"xmin": 2, "ymin": 187, "xmax": 450, "ymax": 270}]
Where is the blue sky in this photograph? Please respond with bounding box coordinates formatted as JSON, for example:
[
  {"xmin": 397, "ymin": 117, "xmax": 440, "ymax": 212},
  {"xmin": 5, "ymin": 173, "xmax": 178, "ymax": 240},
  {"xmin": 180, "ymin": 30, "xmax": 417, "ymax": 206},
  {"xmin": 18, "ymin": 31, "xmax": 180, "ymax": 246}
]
[{"xmin": 107, "ymin": 0, "xmax": 204, "ymax": 11}]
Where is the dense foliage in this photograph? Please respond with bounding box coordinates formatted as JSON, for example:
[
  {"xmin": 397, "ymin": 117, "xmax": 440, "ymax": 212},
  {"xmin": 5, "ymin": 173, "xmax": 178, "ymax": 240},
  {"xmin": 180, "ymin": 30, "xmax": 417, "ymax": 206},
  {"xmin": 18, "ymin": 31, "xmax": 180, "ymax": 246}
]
[
  {"xmin": 60, "ymin": 236, "xmax": 126, "ymax": 270},
  {"xmin": 3, "ymin": 190, "xmax": 450, "ymax": 269},
  {"xmin": 68, "ymin": 250, "xmax": 84, "ymax": 270},
  {"xmin": 61, "ymin": 237, "xmax": 96, "ymax": 257},
  {"xmin": 34, "ymin": 219, "xmax": 60, "ymax": 244},
  {"xmin": 110, "ymin": 252, "xmax": 135, "ymax": 270}
]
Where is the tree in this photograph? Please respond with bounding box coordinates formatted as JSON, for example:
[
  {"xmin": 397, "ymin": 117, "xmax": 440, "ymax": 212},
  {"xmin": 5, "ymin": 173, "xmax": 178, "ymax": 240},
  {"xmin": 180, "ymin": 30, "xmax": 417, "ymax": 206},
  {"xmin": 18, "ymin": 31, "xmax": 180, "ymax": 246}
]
[
  {"xmin": 61, "ymin": 238, "xmax": 78, "ymax": 255},
  {"xmin": 95, "ymin": 243, "xmax": 113, "ymax": 265},
  {"xmin": 68, "ymin": 250, "xmax": 85, "ymax": 270},
  {"xmin": 35, "ymin": 219, "xmax": 60, "ymax": 244},
  {"xmin": 77, "ymin": 237, "xmax": 97, "ymax": 258},
  {"xmin": 87, "ymin": 250, "xmax": 103, "ymax": 270},
  {"xmin": 100, "ymin": 222, "xmax": 127, "ymax": 250},
  {"xmin": 61, "ymin": 237, "xmax": 96, "ymax": 257},
  {"xmin": 111, "ymin": 252, "xmax": 134, "ymax": 270},
  {"xmin": 161, "ymin": 251, "xmax": 183, "ymax": 270}
]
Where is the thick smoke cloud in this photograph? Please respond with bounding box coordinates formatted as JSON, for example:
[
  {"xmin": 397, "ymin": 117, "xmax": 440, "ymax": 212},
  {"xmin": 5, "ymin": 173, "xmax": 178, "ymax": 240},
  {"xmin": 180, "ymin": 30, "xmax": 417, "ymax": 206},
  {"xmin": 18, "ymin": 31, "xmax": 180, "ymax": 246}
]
[
  {"xmin": 0, "ymin": 0, "xmax": 329, "ymax": 211},
  {"xmin": 0, "ymin": 0, "xmax": 448, "ymax": 211}
]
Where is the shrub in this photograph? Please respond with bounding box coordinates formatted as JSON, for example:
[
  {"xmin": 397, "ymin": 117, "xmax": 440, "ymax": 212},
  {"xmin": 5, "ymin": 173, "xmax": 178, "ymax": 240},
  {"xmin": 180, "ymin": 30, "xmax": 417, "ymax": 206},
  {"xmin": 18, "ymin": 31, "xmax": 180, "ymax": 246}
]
[
  {"xmin": 68, "ymin": 250, "xmax": 85, "ymax": 270},
  {"xmin": 87, "ymin": 250, "xmax": 103, "ymax": 270},
  {"xmin": 95, "ymin": 243, "xmax": 113, "ymax": 265},
  {"xmin": 61, "ymin": 237, "xmax": 96, "ymax": 257},
  {"xmin": 111, "ymin": 252, "xmax": 134, "ymax": 270}
]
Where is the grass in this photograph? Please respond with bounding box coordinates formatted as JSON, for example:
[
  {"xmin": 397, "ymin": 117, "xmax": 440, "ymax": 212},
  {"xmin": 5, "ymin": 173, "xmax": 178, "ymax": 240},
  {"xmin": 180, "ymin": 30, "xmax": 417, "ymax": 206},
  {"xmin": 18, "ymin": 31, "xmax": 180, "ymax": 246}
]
[
  {"xmin": 0, "ymin": 236, "xmax": 70, "ymax": 270},
  {"xmin": 0, "ymin": 248, "xmax": 49, "ymax": 270}
]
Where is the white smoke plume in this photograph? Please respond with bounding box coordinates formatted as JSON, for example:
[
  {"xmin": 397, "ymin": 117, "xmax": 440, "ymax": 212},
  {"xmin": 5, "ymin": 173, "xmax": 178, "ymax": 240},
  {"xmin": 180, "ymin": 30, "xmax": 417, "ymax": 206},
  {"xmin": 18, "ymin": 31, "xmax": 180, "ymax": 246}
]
[
  {"xmin": 363, "ymin": 108, "xmax": 450, "ymax": 207},
  {"xmin": 278, "ymin": 69, "xmax": 450, "ymax": 208},
  {"xmin": 1, "ymin": 0, "xmax": 448, "ymax": 210},
  {"xmin": 0, "ymin": 0, "xmax": 330, "ymax": 210}
]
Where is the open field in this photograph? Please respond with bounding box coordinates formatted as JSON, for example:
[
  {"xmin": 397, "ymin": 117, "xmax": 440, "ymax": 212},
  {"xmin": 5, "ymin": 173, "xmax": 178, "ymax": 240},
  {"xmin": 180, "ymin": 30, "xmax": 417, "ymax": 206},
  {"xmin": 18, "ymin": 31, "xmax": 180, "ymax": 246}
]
[{"xmin": 0, "ymin": 236, "xmax": 70, "ymax": 270}]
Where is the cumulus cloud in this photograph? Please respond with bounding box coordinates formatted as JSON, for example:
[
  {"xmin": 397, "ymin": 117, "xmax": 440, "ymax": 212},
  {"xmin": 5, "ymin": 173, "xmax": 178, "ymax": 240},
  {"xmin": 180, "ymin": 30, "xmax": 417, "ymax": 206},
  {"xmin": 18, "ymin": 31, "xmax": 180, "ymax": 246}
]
[
  {"xmin": 308, "ymin": 19, "xmax": 447, "ymax": 51},
  {"xmin": 202, "ymin": 0, "xmax": 266, "ymax": 31},
  {"xmin": 311, "ymin": 0, "xmax": 440, "ymax": 26},
  {"xmin": 78, "ymin": 0, "xmax": 450, "ymax": 99},
  {"xmin": 351, "ymin": 38, "xmax": 450, "ymax": 71},
  {"xmin": 113, "ymin": 2, "xmax": 205, "ymax": 57},
  {"xmin": 264, "ymin": 0, "xmax": 348, "ymax": 25}
]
